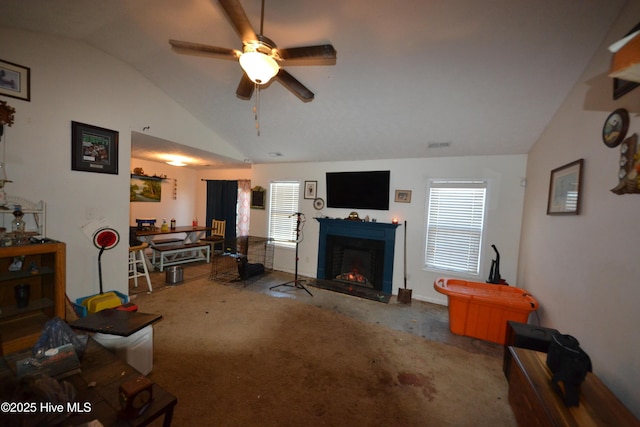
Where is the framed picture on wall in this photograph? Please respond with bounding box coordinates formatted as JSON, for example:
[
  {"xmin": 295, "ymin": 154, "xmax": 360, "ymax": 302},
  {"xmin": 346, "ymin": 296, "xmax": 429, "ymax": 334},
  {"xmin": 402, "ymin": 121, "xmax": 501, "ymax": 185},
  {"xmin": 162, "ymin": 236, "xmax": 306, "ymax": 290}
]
[
  {"xmin": 304, "ymin": 181, "xmax": 317, "ymax": 199},
  {"xmin": 71, "ymin": 121, "xmax": 119, "ymax": 174},
  {"xmin": 395, "ymin": 190, "xmax": 412, "ymax": 203},
  {"xmin": 0, "ymin": 59, "xmax": 30, "ymax": 101},
  {"xmin": 547, "ymin": 159, "xmax": 583, "ymax": 215},
  {"xmin": 251, "ymin": 186, "xmax": 266, "ymax": 209}
]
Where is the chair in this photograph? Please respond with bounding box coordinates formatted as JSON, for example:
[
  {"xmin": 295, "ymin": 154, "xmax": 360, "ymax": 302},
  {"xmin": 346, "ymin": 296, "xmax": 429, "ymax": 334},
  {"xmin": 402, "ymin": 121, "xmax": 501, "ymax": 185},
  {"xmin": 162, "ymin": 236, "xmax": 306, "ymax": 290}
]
[
  {"xmin": 201, "ymin": 219, "xmax": 226, "ymax": 253},
  {"xmin": 129, "ymin": 242, "xmax": 152, "ymax": 293}
]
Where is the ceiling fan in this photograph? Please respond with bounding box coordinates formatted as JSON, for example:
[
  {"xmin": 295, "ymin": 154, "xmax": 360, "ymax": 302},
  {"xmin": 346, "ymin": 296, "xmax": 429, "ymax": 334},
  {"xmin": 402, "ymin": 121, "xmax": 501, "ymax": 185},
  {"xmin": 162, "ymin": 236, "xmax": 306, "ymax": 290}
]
[{"xmin": 169, "ymin": 0, "xmax": 337, "ymax": 102}]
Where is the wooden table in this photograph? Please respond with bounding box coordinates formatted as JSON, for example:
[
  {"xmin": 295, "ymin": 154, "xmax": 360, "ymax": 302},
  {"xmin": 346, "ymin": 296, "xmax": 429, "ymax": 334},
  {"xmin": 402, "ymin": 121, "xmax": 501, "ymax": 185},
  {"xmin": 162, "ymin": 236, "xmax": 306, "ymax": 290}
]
[
  {"xmin": 507, "ymin": 346, "xmax": 638, "ymax": 426},
  {"xmin": 136, "ymin": 225, "xmax": 213, "ymax": 245},
  {"xmin": 136, "ymin": 226, "xmax": 213, "ymax": 270},
  {"xmin": 1, "ymin": 338, "xmax": 177, "ymax": 426},
  {"xmin": 69, "ymin": 309, "xmax": 162, "ymax": 337}
]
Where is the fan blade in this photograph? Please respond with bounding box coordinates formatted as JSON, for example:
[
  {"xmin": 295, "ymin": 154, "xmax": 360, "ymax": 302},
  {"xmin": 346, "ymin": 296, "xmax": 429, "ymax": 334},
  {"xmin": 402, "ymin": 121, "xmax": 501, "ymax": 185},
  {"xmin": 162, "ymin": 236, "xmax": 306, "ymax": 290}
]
[
  {"xmin": 276, "ymin": 69, "xmax": 314, "ymax": 102},
  {"xmin": 236, "ymin": 73, "xmax": 255, "ymax": 100},
  {"xmin": 278, "ymin": 44, "xmax": 337, "ymax": 65},
  {"xmin": 219, "ymin": 0, "xmax": 258, "ymax": 42},
  {"xmin": 169, "ymin": 39, "xmax": 240, "ymax": 60}
]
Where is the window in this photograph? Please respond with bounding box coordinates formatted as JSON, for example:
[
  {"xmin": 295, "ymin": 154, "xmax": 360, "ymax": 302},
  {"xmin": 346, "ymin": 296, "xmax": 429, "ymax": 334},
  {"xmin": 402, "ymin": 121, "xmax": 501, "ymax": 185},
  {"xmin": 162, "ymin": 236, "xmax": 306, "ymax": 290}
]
[
  {"xmin": 424, "ymin": 180, "xmax": 487, "ymax": 275},
  {"xmin": 268, "ymin": 181, "xmax": 300, "ymax": 247}
]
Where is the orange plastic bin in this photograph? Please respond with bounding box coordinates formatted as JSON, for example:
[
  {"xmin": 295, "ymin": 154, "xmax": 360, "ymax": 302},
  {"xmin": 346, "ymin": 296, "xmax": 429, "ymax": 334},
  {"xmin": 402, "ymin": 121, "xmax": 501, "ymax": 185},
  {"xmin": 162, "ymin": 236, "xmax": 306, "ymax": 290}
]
[{"xmin": 434, "ymin": 277, "xmax": 538, "ymax": 345}]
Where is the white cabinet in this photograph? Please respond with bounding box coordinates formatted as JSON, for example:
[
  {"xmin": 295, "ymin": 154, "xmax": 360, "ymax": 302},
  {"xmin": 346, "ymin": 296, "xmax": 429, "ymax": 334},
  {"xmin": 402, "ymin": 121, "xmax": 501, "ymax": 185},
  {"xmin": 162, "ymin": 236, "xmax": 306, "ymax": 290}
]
[{"xmin": 0, "ymin": 195, "xmax": 46, "ymax": 237}]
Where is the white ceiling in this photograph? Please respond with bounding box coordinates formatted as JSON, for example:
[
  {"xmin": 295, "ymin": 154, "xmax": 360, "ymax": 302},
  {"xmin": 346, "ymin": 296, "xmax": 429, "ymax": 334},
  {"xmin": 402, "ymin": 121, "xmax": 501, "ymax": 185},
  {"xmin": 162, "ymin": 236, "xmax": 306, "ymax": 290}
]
[{"xmin": 0, "ymin": 0, "xmax": 627, "ymax": 168}]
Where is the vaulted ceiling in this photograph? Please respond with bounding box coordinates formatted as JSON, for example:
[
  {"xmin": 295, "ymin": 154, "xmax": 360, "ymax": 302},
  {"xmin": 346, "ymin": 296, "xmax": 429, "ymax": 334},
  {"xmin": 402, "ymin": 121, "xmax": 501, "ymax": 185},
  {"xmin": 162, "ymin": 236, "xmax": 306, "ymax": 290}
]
[{"xmin": 0, "ymin": 0, "xmax": 627, "ymax": 167}]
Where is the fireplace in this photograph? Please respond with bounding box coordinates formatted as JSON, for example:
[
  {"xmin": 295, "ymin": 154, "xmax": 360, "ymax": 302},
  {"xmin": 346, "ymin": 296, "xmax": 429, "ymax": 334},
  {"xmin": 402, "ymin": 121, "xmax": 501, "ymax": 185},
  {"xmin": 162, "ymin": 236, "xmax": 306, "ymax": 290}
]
[
  {"xmin": 327, "ymin": 235, "xmax": 385, "ymax": 289},
  {"xmin": 316, "ymin": 218, "xmax": 400, "ymax": 294}
]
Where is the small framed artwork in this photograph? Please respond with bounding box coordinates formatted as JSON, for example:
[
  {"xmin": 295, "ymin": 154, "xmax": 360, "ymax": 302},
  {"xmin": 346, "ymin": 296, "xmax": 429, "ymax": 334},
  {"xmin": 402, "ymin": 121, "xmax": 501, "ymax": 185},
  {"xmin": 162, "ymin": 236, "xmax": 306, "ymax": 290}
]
[
  {"xmin": 547, "ymin": 159, "xmax": 583, "ymax": 215},
  {"xmin": 251, "ymin": 186, "xmax": 266, "ymax": 209},
  {"xmin": 71, "ymin": 121, "xmax": 119, "ymax": 174},
  {"xmin": 304, "ymin": 181, "xmax": 317, "ymax": 199},
  {"xmin": 0, "ymin": 59, "xmax": 30, "ymax": 101},
  {"xmin": 395, "ymin": 190, "xmax": 412, "ymax": 203},
  {"xmin": 602, "ymin": 108, "xmax": 629, "ymax": 148}
]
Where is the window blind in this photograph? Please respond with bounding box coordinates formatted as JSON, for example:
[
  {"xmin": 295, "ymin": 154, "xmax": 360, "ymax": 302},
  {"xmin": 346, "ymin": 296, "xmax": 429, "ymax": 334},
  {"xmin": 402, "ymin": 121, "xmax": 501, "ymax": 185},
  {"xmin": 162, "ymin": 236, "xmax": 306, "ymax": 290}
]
[
  {"xmin": 268, "ymin": 181, "xmax": 300, "ymax": 246},
  {"xmin": 424, "ymin": 180, "xmax": 487, "ymax": 275}
]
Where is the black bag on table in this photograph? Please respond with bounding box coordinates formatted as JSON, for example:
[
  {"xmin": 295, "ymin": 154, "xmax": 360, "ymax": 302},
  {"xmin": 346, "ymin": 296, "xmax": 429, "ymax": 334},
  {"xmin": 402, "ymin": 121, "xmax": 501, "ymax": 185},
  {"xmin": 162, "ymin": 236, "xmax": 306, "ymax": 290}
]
[{"xmin": 546, "ymin": 333, "xmax": 592, "ymax": 407}]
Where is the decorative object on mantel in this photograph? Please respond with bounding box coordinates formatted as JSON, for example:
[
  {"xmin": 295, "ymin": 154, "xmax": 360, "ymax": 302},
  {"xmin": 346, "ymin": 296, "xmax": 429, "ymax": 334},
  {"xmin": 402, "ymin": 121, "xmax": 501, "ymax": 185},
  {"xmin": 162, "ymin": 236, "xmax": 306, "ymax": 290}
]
[
  {"xmin": 547, "ymin": 159, "xmax": 583, "ymax": 215},
  {"xmin": 71, "ymin": 121, "xmax": 119, "ymax": 175},
  {"xmin": 347, "ymin": 211, "xmax": 361, "ymax": 221},
  {"xmin": 611, "ymin": 133, "xmax": 640, "ymax": 194},
  {"xmin": 0, "ymin": 59, "xmax": 30, "ymax": 101},
  {"xmin": 602, "ymin": 109, "xmax": 629, "ymax": 148},
  {"xmin": 608, "ymin": 22, "xmax": 640, "ymax": 100}
]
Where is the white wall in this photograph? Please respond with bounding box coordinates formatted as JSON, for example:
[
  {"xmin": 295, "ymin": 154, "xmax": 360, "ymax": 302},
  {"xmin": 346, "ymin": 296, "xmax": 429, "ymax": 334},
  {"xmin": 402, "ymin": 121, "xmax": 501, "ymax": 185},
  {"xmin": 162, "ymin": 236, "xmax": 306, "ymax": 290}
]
[
  {"xmin": 0, "ymin": 28, "xmax": 244, "ymax": 301},
  {"xmin": 519, "ymin": 2, "xmax": 640, "ymax": 416},
  {"xmin": 250, "ymin": 155, "xmax": 527, "ymax": 303}
]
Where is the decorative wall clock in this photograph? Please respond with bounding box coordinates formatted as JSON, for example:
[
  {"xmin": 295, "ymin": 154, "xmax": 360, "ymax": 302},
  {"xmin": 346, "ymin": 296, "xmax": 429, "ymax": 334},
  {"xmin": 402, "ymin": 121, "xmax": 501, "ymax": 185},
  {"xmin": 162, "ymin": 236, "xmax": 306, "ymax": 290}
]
[{"xmin": 602, "ymin": 108, "xmax": 629, "ymax": 148}]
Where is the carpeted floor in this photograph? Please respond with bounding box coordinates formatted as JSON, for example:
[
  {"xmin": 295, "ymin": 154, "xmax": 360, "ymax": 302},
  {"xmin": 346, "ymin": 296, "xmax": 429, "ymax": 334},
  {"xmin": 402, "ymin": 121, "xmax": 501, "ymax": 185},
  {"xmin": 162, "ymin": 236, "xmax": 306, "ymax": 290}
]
[{"xmin": 130, "ymin": 265, "xmax": 516, "ymax": 426}]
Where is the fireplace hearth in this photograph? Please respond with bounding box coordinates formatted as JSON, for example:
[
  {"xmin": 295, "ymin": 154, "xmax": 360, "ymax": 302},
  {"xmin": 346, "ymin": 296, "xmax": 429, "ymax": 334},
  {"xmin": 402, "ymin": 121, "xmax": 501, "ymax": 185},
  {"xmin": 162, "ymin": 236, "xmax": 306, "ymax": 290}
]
[{"xmin": 315, "ymin": 218, "xmax": 400, "ymax": 295}]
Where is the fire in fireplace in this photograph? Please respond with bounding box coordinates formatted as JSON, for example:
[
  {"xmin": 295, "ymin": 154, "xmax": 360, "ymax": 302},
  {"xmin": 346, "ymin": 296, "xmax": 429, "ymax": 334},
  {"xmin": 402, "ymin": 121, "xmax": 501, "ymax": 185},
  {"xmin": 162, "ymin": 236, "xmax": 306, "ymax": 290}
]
[
  {"xmin": 326, "ymin": 235, "xmax": 384, "ymax": 290},
  {"xmin": 334, "ymin": 247, "xmax": 374, "ymax": 287}
]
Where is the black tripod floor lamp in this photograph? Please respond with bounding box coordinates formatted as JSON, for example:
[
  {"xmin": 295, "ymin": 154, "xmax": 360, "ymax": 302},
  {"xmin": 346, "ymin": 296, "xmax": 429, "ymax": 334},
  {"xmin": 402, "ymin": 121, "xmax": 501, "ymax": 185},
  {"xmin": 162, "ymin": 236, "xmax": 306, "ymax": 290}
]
[{"xmin": 270, "ymin": 212, "xmax": 313, "ymax": 296}]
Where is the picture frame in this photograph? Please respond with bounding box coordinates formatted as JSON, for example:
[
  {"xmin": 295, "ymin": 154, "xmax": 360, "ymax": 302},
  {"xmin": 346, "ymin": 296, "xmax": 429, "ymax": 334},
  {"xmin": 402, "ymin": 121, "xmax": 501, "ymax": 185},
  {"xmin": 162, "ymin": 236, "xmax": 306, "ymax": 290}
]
[
  {"xmin": 304, "ymin": 181, "xmax": 317, "ymax": 199},
  {"xmin": 613, "ymin": 78, "xmax": 639, "ymax": 101},
  {"xmin": 0, "ymin": 59, "xmax": 30, "ymax": 101},
  {"xmin": 130, "ymin": 176, "xmax": 161, "ymax": 202},
  {"xmin": 547, "ymin": 159, "xmax": 583, "ymax": 215},
  {"xmin": 251, "ymin": 186, "xmax": 266, "ymax": 209},
  {"xmin": 71, "ymin": 121, "xmax": 119, "ymax": 174},
  {"xmin": 602, "ymin": 108, "xmax": 629, "ymax": 147},
  {"xmin": 395, "ymin": 190, "xmax": 412, "ymax": 203},
  {"xmin": 613, "ymin": 22, "xmax": 640, "ymax": 100}
]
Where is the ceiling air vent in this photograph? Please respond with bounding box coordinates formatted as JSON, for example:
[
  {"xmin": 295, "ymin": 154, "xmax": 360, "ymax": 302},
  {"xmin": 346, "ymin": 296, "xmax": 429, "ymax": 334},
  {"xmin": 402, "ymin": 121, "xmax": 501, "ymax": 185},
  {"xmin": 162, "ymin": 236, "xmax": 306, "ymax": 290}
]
[{"xmin": 428, "ymin": 141, "xmax": 451, "ymax": 149}]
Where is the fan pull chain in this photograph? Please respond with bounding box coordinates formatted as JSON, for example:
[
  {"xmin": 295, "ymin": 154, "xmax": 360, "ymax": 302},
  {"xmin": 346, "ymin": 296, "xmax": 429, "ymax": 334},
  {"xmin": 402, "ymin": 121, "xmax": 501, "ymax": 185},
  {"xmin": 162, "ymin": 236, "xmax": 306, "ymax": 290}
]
[{"xmin": 253, "ymin": 83, "xmax": 261, "ymax": 136}]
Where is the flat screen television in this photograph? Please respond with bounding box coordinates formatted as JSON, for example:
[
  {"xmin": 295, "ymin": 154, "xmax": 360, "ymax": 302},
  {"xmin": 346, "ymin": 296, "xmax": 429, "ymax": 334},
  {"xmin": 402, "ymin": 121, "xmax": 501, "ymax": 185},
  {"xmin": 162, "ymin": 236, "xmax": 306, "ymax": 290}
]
[{"xmin": 326, "ymin": 170, "xmax": 390, "ymax": 210}]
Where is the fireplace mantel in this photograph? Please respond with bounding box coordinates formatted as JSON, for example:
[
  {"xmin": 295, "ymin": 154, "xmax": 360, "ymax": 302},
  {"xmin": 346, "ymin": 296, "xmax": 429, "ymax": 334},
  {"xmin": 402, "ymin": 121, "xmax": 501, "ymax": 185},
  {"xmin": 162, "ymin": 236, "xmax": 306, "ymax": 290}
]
[{"xmin": 316, "ymin": 218, "xmax": 400, "ymax": 294}]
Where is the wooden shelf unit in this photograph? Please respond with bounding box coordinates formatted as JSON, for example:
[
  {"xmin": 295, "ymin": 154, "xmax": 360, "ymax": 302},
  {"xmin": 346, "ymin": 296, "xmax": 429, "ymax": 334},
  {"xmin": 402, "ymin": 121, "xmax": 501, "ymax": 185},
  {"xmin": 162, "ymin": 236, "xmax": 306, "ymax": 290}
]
[{"xmin": 0, "ymin": 241, "xmax": 66, "ymax": 354}]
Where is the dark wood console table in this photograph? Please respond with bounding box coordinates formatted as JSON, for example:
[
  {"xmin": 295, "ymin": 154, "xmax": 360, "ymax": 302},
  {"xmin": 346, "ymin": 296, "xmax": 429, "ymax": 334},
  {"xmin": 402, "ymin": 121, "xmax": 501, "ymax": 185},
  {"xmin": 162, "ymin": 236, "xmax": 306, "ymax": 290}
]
[
  {"xmin": 507, "ymin": 346, "xmax": 638, "ymax": 426},
  {"xmin": 1, "ymin": 338, "xmax": 177, "ymax": 426}
]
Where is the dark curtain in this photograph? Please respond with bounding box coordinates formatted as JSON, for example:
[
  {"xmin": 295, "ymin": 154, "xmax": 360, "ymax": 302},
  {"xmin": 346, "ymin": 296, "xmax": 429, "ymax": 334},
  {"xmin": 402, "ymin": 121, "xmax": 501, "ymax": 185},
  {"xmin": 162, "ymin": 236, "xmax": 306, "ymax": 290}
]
[{"xmin": 205, "ymin": 180, "xmax": 238, "ymax": 251}]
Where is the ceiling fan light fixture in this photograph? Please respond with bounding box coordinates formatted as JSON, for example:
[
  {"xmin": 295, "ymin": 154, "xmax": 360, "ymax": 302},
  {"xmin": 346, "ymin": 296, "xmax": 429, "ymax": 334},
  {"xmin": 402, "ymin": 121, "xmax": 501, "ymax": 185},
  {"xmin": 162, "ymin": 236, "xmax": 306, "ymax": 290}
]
[
  {"xmin": 166, "ymin": 160, "xmax": 187, "ymax": 166},
  {"xmin": 239, "ymin": 50, "xmax": 279, "ymax": 84}
]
